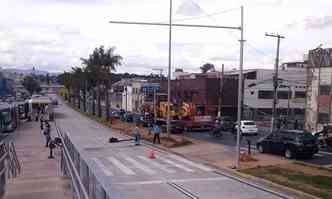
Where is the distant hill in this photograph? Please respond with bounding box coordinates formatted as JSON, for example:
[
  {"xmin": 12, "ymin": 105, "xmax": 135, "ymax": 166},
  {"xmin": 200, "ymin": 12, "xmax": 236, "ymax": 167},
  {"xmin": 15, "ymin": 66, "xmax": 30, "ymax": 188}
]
[{"xmin": 1, "ymin": 68, "xmax": 56, "ymax": 76}]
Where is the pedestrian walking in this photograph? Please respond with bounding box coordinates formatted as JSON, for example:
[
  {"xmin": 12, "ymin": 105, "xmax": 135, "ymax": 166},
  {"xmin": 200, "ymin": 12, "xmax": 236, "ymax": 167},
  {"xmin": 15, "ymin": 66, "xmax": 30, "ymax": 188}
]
[
  {"xmin": 153, "ymin": 123, "xmax": 161, "ymax": 144},
  {"xmin": 44, "ymin": 122, "xmax": 51, "ymax": 147},
  {"xmin": 40, "ymin": 115, "xmax": 44, "ymax": 130}
]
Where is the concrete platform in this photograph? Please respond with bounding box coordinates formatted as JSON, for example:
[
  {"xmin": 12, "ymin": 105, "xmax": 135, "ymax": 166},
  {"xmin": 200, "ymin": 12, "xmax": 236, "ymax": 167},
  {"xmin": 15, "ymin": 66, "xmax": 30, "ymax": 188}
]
[
  {"xmin": 3, "ymin": 121, "xmax": 72, "ymax": 199},
  {"xmin": 56, "ymin": 103, "xmax": 290, "ymax": 199}
]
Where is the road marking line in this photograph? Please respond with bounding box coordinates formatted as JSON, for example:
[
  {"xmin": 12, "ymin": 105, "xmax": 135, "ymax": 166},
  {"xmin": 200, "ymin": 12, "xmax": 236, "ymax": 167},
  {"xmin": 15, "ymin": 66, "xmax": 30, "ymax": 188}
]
[
  {"xmin": 107, "ymin": 157, "xmax": 135, "ymax": 175},
  {"xmin": 92, "ymin": 158, "xmax": 113, "ymax": 176},
  {"xmin": 314, "ymin": 154, "xmax": 324, "ymax": 157},
  {"xmin": 112, "ymin": 177, "xmax": 227, "ymax": 186},
  {"xmin": 137, "ymin": 156, "xmax": 176, "ymax": 174},
  {"xmin": 123, "ymin": 156, "xmax": 156, "ymax": 175},
  {"xmin": 168, "ymin": 155, "xmax": 213, "ymax": 172},
  {"xmin": 159, "ymin": 157, "xmax": 194, "ymax": 172}
]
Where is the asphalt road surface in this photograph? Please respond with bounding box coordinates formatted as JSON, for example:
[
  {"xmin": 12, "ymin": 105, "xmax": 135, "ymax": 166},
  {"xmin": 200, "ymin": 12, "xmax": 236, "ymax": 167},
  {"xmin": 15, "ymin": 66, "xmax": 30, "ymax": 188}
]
[
  {"xmin": 55, "ymin": 103, "xmax": 291, "ymax": 199},
  {"xmin": 185, "ymin": 129, "xmax": 332, "ymax": 168}
]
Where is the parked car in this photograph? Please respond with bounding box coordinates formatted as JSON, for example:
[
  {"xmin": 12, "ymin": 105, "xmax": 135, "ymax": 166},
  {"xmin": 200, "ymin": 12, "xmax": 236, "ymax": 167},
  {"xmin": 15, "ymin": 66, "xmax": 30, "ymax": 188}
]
[
  {"xmin": 156, "ymin": 119, "xmax": 184, "ymax": 134},
  {"xmin": 123, "ymin": 112, "xmax": 134, "ymax": 122},
  {"xmin": 234, "ymin": 120, "xmax": 258, "ymax": 135},
  {"xmin": 110, "ymin": 111, "xmax": 121, "ymax": 119},
  {"xmin": 218, "ymin": 116, "xmax": 235, "ymax": 131},
  {"xmin": 256, "ymin": 130, "xmax": 319, "ymax": 159}
]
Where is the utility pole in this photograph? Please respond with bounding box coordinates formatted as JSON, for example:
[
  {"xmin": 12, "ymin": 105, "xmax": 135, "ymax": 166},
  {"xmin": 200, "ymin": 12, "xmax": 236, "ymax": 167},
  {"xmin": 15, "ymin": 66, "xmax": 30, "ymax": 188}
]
[
  {"xmin": 265, "ymin": 33, "xmax": 285, "ymax": 133},
  {"xmin": 218, "ymin": 64, "xmax": 225, "ymax": 118},
  {"xmin": 153, "ymin": 88, "xmax": 157, "ymax": 123}
]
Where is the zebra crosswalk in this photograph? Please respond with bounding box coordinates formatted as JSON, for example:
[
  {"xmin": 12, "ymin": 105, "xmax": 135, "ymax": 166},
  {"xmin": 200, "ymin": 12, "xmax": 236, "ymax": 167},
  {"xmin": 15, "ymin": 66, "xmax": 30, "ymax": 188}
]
[{"xmin": 92, "ymin": 154, "xmax": 214, "ymax": 176}]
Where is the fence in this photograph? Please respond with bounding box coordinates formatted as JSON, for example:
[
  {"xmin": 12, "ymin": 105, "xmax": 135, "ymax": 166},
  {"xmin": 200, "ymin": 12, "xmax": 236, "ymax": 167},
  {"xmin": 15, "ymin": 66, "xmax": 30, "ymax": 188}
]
[
  {"xmin": 0, "ymin": 136, "xmax": 20, "ymax": 198},
  {"xmin": 55, "ymin": 123, "xmax": 110, "ymax": 199}
]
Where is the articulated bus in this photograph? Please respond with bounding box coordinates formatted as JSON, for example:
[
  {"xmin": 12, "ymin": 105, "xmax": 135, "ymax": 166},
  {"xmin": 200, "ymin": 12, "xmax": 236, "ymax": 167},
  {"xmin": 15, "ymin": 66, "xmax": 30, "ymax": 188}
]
[{"xmin": 0, "ymin": 103, "xmax": 17, "ymax": 133}]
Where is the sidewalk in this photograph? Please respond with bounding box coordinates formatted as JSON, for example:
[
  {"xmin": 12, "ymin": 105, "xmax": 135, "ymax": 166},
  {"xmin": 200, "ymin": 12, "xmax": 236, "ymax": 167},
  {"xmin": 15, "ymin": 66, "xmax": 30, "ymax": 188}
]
[
  {"xmin": 3, "ymin": 121, "xmax": 72, "ymax": 199},
  {"xmin": 170, "ymin": 137, "xmax": 289, "ymax": 170}
]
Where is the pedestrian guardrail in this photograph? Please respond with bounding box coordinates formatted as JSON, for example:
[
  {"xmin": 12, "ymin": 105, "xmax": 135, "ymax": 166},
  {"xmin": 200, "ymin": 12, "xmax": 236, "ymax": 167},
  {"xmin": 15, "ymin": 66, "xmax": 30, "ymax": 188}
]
[
  {"xmin": 0, "ymin": 136, "xmax": 20, "ymax": 198},
  {"xmin": 55, "ymin": 122, "xmax": 110, "ymax": 199}
]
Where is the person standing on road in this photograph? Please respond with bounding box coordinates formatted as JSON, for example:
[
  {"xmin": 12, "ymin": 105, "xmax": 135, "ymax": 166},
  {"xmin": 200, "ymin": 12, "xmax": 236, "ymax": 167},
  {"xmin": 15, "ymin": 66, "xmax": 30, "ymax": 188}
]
[
  {"xmin": 153, "ymin": 123, "xmax": 161, "ymax": 144},
  {"xmin": 133, "ymin": 124, "xmax": 141, "ymax": 146}
]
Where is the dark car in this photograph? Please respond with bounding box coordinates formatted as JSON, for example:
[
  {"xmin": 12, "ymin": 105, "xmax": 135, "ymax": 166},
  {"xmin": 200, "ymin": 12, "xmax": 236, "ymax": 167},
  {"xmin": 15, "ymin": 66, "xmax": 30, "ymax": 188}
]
[
  {"xmin": 218, "ymin": 116, "xmax": 235, "ymax": 131},
  {"xmin": 156, "ymin": 119, "xmax": 184, "ymax": 134},
  {"xmin": 110, "ymin": 111, "xmax": 121, "ymax": 119},
  {"xmin": 256, "ymin": 130, "xmax": 319, "ymax": 159},
  {"xmin": 122, "ymin": 113, "xmax": 134, "ymax": 122}
]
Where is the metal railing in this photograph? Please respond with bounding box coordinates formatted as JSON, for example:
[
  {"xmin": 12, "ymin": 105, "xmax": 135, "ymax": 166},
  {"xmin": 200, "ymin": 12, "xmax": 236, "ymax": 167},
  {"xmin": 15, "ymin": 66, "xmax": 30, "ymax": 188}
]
[
  {"xmin": 0, "ymin": 136, "xmax": 20, "ymax": 198},
  {"xmin": 55, "ymin": 121, "xmax": 111, "ymax": 199}
]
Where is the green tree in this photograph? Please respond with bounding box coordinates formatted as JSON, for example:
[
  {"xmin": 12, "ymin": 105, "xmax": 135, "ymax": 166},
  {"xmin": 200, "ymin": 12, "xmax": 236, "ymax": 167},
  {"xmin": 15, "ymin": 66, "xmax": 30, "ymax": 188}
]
[
  {"xmin": 81, "ymin": 46, "xmax": 122, "ymax": 120},
  {"xmin": 200, "ymin": 63, "xmax": 215, "ymax": 73},
  {"xmin": 22, "ymin": 76, "xmax": 41, "ymax": 95}
]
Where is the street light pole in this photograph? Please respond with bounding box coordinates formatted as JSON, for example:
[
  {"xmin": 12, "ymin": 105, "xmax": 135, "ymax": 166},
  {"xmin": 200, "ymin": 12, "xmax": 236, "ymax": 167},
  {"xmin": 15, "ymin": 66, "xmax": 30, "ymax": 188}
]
[
  {"xmin": 235, "ymin": 6, "xmax": 245, "ymax": 169},
  {"xmin": 166, "ymin": 0, "xmax": 173, "ymax": 137}
]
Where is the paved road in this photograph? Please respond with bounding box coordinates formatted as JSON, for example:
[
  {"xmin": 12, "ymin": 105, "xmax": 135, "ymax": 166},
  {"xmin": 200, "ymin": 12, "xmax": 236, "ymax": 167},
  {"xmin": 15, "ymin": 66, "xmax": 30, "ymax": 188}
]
[
  {"xmin": 55, "ymin": 103, "xmax": 290, "ymax": 199},
  {"xmin": 185, "ymin": 129, "xmax": 332, "ymax": 168}
]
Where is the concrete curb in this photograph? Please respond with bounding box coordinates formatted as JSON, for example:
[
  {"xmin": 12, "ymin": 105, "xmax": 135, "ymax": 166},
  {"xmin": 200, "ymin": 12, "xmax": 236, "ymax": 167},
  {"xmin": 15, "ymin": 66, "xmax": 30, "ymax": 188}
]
[{"xmin": 293, "ymin": 160, "xmax": 332, "ymax": 171}]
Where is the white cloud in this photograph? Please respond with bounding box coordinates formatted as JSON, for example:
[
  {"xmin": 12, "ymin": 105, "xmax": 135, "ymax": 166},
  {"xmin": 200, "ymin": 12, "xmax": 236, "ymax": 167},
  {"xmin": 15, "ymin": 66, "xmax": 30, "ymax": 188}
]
[{"xmin": 0, "ymin": 0, "xmax": 331, "ymax": 74}]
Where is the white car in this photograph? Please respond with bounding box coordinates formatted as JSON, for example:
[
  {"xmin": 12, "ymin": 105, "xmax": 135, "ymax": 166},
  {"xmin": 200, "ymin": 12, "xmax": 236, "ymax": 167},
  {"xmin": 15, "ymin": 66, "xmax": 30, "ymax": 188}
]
[{"xmin": 235, "ymin": 120, "xmax": 258, "ymax": 135}]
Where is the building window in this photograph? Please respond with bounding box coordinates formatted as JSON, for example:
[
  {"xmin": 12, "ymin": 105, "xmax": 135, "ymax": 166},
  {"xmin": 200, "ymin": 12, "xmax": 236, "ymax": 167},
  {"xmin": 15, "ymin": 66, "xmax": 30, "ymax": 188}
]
[
  {"xmin": 277, "ymin": 91, "xmax": 291, "ymax": 99},
  {"xmin": 295, "ymin": 91, "xmax": 306, "ymax": 98},
  {"xmin": 320, "ymin": 85, "xmax": 330, "ymax": 96},
  {"xmin": 258, "ymin": 91, "xmax": 273, "ymax": 99},
  {"xmin": 246, "ymin": 71, "xmax": 257, "ymax": 80},
  {"xmin": 319, "ymin": 113, "xmax": 329, "ymax": 123}
]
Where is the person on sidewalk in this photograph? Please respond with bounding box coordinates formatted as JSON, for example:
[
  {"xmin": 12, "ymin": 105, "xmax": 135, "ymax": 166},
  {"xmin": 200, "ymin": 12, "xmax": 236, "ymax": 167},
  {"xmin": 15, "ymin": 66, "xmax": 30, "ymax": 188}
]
[
  {"xmin": 40, "ymin": 115, "xmax": 44, "ymax": 130},
  {"xmin": 153, "ymin": 123, "xmax": 161, "ymax": 144},
  {"xmin": 44, "ymin": 122, "xmax": 51, "ymax": 147}
]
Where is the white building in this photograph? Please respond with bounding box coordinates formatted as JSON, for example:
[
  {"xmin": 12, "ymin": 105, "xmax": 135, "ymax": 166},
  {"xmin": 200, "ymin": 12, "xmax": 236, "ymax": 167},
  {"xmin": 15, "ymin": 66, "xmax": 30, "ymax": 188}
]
[
  {"xmin": 110, "ymin": 79, "xmax": 155, "ymax": 113},
  {"xmin": 231, "ymin": 66, "xmax": 307, "ymax": 120}
]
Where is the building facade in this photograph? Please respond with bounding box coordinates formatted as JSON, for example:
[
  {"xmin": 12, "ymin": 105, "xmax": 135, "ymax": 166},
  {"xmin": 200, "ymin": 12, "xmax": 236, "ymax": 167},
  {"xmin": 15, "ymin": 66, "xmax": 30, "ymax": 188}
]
[
  {"xmin": 156, "ymin": 76, "xmax": 239, "ymax": 119},
  {"xmin": 110, "ymin": 79, "xmax": 158, "ymax": 113},
  {"xmin": 231, "ymin": 67, "xmax": 307, "ymax": 121},
  {"xmin": 305, "ymin": 48, "xmax": 332, "ymax": 131}
]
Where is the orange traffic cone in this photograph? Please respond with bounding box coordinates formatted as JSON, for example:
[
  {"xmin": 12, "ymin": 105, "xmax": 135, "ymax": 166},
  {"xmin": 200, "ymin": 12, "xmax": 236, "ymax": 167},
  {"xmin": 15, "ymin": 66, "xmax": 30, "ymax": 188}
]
[{"xmin": 148, "ymin": 150, "xmax": 156, "ymax": 159}]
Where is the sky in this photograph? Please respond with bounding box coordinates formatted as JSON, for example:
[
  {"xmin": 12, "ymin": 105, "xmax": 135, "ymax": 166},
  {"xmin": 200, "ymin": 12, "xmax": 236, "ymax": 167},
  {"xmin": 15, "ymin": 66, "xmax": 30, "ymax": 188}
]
[{"xmin": 0, "ymin": 0, "xmax": 332, "ymax": 74}]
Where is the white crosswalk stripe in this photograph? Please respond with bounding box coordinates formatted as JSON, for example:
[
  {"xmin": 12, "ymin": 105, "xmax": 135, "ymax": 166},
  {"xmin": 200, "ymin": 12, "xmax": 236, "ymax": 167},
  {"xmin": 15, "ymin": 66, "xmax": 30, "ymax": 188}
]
[
  {"xmin": 168, "ymin": 155, "xmax": 214, "ymax": 172},
  {"xmin": 92, "ymin": 158, "xmax": 113, "ymax": 176},
  {"xmin": 159, "ymin": 156, "xmax": 195, "ymax": 172},
  {"xmin": 107, "ymin": 157, "xmax": 135, "ymax": 175},
  {"xmin": 123, "ymin": 156, "xmax": 156, "ymax": 175},
  {"xmin": 314, "ymin": 153, "xmax": 324, "ymax": 157},
  {"xmin": 137, "ymin": 156, "xmax": 176, "ymax": 174}
]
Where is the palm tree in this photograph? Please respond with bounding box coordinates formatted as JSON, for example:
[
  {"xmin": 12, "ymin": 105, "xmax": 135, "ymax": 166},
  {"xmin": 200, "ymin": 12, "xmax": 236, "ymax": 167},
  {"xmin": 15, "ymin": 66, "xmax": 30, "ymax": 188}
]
[
  {"xmin": 81, "ymin": 46, "xmax": 122, "ymax": 120},
  {"xmin": 200, "ymin": 63, "xmax": 215, "ymax": 73},
  {"xmin": 63, "ymin": 72, "xmax": 73, "ymax": 103},
  {"xmin": 71, "ymin": 67, "xmax": 85, "ymax": 110}
]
